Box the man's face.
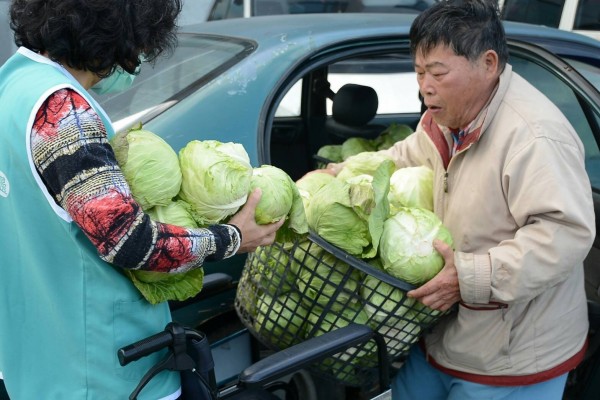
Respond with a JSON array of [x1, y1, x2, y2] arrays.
[[415, 45, 497, 130]]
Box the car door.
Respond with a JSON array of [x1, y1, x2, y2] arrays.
[[500, 40, 600, 302]]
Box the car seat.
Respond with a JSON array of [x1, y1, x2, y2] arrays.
[[325, 83, 386, 141]]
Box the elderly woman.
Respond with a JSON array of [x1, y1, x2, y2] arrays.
[[0, 1, 282, 398]]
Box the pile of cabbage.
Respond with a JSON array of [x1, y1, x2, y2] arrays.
[[243, 144, 454, 378], [110, 124, 307, 304], [316, 123, 413, 164]]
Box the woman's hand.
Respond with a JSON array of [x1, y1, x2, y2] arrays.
[[228, 188, 286, 253]]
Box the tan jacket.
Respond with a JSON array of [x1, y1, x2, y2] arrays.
[[383, 64, 595, 382]]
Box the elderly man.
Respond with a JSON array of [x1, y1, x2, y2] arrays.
[[325, 0, 595, 398]]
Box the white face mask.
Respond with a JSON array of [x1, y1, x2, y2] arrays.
[[91, 66, 138, 95]]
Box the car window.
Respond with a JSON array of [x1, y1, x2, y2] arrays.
[[93, 34, 254, 132], [276, 53, 422, 117], [501, 0, 565, 27], [574, 0, 600, 31], [209, 0, 245, 20], [510, 53, 600, 188], [208, 0, 436, 20]]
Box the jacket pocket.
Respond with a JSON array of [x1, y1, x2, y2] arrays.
[[441, 303, 512, 372], [113, 298, 172, 381]]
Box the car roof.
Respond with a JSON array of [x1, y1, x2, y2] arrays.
[[179, 13, 600, 63]]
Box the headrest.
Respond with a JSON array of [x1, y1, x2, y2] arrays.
[[332, 84, 379, 127]]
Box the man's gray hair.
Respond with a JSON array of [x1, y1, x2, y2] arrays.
[[410, 0, 509, 69]]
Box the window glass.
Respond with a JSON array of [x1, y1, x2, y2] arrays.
[[276, 80, 302, 117], [510, 53, 600, 188], [209, 0, 437, 19], [209, 0, 244, 20], [327, 55, 421, 115], [574, 0, 600, 31], [93, 35, 253, 130], [502, 0, 565, 27]]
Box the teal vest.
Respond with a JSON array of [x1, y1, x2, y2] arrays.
[[0, 49, 180, 399]]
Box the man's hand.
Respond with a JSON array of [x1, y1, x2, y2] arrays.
[[228, 188, 285, 253], [407, 239, 461, 311]]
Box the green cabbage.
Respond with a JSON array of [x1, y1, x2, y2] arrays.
[[336, 151, 395, 182], [295, 172, 335, 211], [306, 160, 394, 258], [178, 140, 253, 225], [373, 123, 413, 150], [361, 274, 416, 324], [388, 166, 434, 213], [147, 199, 197, 228], [340, 137, 376, 160], [250, 165, 295, 224], [249, 165, 308, 244], [127, 198, 204, 304], [124, 268, 205, 305], [376, 318, 422, 356], [252, 244, 298, 296], [306, 304, 376, 379], [255, 291, 307, 348], [379, 207, 453, 285], [316, 144, 343, 163], [294, 242, 361, 312], [110, 124, 182, 210]]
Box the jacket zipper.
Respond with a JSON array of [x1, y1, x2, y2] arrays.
[[444, 171, 449, 193]]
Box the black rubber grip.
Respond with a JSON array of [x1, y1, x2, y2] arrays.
[[118, 330, 173, 366]]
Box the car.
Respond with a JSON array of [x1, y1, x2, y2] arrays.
[[91, 13, 600, 398], [206, 0, 437, 21], [500, 0, 600, 40]]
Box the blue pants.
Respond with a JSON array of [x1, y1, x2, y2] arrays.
[[391, 346, 568, 400]]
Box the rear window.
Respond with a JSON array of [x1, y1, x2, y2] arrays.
[[92, 34, 254, 131], [574, 0, 600, 31], [501, 0, 565, 27]]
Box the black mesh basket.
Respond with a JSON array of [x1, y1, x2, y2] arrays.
[[313, 154, 333, 170], [235, 232, 445, 387]]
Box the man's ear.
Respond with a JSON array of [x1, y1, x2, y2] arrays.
[[484, 50, 500, 75]]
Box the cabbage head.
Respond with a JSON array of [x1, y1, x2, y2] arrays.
[[295, 172, 335, 211], [379, 207, 453, 285], [388, 166, 434, 213], [255, 291, 307, 348], [294, 243, 361, 312], [248, 165, 308, 243], [373, 123, 413, 150], [125, 268, 204, 305], [127, 198, 203, 304], [250, 165, 297, 224], [178, 140, 253, 225], [377, 318, 422, 356], [340, 137, 376, 160], [252, 244, 297, 296], [317, 144, 343, 163], [307, 160, 394, 258], [336, 151, 395, 182], [110, 124, 182, 210], [147, 199, 197, 228], [361, 274, 415, 324], [307, 304, 376, 377], [306, 177, 370, 256]]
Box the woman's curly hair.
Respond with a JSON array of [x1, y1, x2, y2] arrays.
[[10, 0, 182, 77]]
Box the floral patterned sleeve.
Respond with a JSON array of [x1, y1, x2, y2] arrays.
[[30, 88, 240, 273]]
